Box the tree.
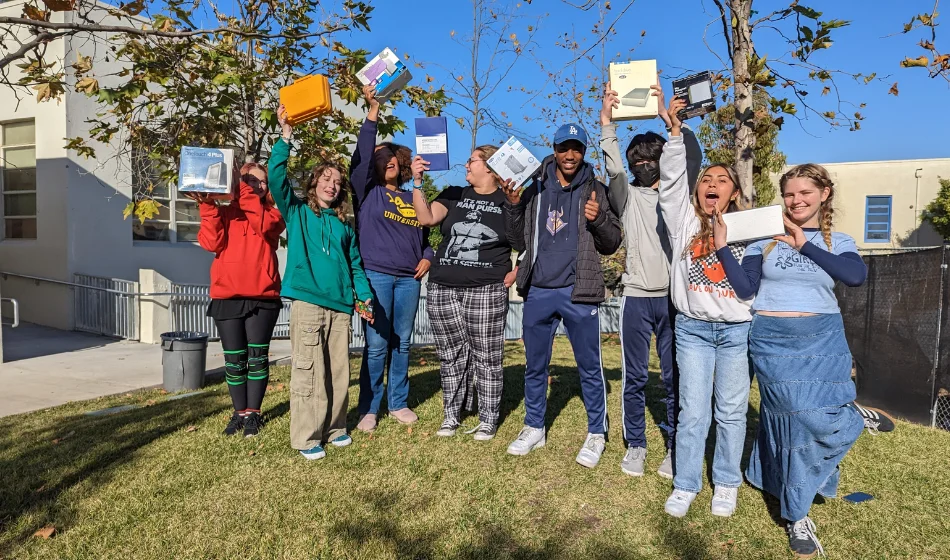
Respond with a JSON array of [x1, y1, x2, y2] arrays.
[[922, 178, 950, 240], [709, 1, 876, 206], [899, 1, 949, 82], [1, 0, 446, 221], [698, 88, 785, 205]]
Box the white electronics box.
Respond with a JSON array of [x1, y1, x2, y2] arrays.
[[487, 136, 541, 188], [608, 60, 658, 121], [178, 146, 235, 195], [722, 205, 785, 244], [357, 47, 412, 99]]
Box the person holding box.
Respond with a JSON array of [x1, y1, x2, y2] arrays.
[[410, 146, 518, 441], [270, 105, 374, 461], [193, 162, 285, 438], [712, 164, 867, 559], [600, 78, 703, 479], [658, 97, 753, 519], [502, 123, 622, 468], [349, 85, 434, 433]]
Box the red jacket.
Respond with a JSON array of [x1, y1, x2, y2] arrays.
[[198, 183, 286, 300]]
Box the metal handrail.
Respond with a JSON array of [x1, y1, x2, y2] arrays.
[[0, 271, 178, 297], [1, 298, 19, 328]]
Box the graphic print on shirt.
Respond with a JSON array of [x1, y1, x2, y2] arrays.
[[546, 205, 566, 236], [440, 198, 502, 268], [687, 238, 746, 298], [383, 191, 421, 227], [771, 236, 823, 273]]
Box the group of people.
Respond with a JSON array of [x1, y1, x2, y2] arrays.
[[192, 78, 881, 559]]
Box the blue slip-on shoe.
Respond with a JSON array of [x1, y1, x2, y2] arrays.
[[330, 434, 352, 448], [300, 445, 326, 460]]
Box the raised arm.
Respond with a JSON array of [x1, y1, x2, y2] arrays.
[[348, 85, 381, 204], [683, 125, 703, 196], [800, 242, 868, 287], [600, 83, 629, 216], [657, 97, 694, 241], [267, 106, 303, 217], [502, 178, 533, 253], [410, 156, 449, 227]]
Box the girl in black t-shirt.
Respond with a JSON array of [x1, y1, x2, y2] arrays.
[[411, 145, 517, 441]]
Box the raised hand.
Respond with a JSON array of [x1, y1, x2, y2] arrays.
[[186, 192, 214, 205], [411, 155, 429, 185], [500, 178, 523, 205], [362, 84, 380, 108], [277, 104, 293, 140], [667, 96, 687, 134], [600, 81, 620, 125], [413, 258, 431, 280], [713, 209, 728, 250], [652, 71, 672, 129], [584, 190, 601, 222], [774, 214, 808, 251]]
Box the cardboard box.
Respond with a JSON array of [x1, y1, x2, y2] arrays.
[[608, 60, 658, 121], [415, 117, 449, 172], [178, 146, 235, 195], [672, 71, 716, 120], [722, 205, 785, 244], [357, 47, 412, 99], [487, 136, 541, 188]]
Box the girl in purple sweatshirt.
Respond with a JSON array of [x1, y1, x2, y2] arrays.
[[349, 84, 434, 432]]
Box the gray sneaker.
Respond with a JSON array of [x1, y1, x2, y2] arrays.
[[575, 433, 606, 468], [435, 421, 459, 437], [657, 449, 674, 480], [620, 446, 646, 476], [507, 426, 546, 455]]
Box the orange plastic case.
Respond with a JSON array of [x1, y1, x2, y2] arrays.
[[279, 75, 333, 126]]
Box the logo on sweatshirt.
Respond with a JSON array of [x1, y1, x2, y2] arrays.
[[686, 238, 746, 299], [546, 205, 565, 236], [383, 191, 421, 227]]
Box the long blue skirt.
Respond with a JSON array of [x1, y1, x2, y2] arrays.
[[745, 313, 864, 522]]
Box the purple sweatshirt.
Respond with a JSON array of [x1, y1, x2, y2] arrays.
[[349, 118, 434, 277]]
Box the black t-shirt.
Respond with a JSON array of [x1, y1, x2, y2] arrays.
[[428, 186, 513, 288]]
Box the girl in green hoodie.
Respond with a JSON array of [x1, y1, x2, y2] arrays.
[[269, 105, 374, 461]]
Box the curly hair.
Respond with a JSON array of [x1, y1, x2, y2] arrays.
[[306, 163, 351, 222], [375, 142, 414, 186], [685, 164, 743, 259]]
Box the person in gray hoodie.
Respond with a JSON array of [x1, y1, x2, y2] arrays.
[[600, 80, 702, 479]]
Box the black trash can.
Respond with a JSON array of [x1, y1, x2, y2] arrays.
[[160, 331, 209, 392]]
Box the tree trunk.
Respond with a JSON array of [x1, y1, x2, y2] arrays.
[[731, 0, 755, 207]]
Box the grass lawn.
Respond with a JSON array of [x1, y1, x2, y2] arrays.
[[2, 335, 949, 559]]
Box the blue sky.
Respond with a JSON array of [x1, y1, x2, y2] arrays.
[[343, 0, 946, 186]]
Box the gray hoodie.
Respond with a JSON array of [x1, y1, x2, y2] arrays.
[[600, 123, 702, 297]]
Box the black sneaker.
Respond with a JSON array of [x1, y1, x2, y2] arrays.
[[243, 413, 262, 438], [787, 517, 824, 559], [465, 422, 497, 441], [223, 413, 245, 436], [854, 403, 895, 434]]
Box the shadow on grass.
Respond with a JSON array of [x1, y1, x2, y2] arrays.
[[0, 391, 226, 555]]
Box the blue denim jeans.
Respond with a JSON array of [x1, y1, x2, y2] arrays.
[[357, 270, 421, 414], [673, 313, 751, 493]]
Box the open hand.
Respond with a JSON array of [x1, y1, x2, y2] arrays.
[[277, 104, 293, 140], [774, 214, 808, 251], [584, 191, 601, 222], [411, 155, 429, 184], [186, 192, 214, 205], [414, 258, 431, 280], [601, 81, 619, 125], [713, 209, 728, 250], [504, 267, 518, 288], [500, 178, 523, 205]]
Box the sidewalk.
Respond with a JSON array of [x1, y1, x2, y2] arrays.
[[0, 323, 291, 418]]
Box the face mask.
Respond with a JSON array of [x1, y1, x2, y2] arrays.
[[632, 161, 660, 187]]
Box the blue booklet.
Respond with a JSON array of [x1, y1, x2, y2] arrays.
[[415, 117, 449, 172]]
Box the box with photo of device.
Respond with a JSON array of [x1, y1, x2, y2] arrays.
[[487, 136, 541, 188], [608, 60, 659, 121], [357, 47, 412, 100], [177, 146, 235, 195], [672, 71, 717, 120]]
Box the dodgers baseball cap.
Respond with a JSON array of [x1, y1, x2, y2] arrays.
[[553, 123, 588, 147]]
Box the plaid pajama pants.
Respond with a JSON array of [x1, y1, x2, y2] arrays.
[[427, 281, 509, 426]]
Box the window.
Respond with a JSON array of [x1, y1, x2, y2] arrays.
[[131, 152, 201, 243], [865, 195, 892, 243], [1, 120, 37, 239]]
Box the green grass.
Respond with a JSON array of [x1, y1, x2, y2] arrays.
[[2, 336, 949, 559]]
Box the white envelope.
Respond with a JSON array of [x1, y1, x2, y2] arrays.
[[722, 205, 785, 243]]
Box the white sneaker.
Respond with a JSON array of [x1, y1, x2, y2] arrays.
[[506, 426, 546, 456], [664, 489, 698, 518], [711, 486, 738, 517], [575, 433, 606, 468]]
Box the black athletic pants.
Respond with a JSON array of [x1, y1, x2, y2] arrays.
[[214, 307, 281, 412]]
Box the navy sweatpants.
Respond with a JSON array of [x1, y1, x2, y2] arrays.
[[620, 295, 678, 449], [522, 286, 608, 434]]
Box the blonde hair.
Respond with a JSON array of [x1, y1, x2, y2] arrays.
[[684, 164, 742, 259], [763, 163, 835, 258], [307, 163, 351, 222], [473, 144, 502, 185]]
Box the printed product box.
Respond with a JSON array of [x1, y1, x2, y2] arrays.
[[178, 146, 235, 195], [487, 136, 541, 188], [722, 205, 785, 243], [357, 47, 412, 99], [608, 60, 658, 121], [415, 117, 449, 171], [672, 71, 717, 120]]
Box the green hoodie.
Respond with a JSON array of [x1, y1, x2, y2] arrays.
[[267, 138, 372, 314]]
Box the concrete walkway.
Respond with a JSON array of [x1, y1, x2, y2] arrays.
[[0, 323, 291, 418]]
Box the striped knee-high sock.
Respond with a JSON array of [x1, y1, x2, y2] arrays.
[[223, 348, 249, 412], [246, 343, 270, 412]]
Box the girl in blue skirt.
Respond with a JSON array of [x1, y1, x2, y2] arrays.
[[714, 163, 867, 559]]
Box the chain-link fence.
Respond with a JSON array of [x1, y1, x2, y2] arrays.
[[836, 245, 950, 431]]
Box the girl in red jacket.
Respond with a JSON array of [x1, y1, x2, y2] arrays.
[[192, 162, 286, 437]]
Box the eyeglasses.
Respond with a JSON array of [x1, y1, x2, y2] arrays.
[[466, 157, 486, 166]]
